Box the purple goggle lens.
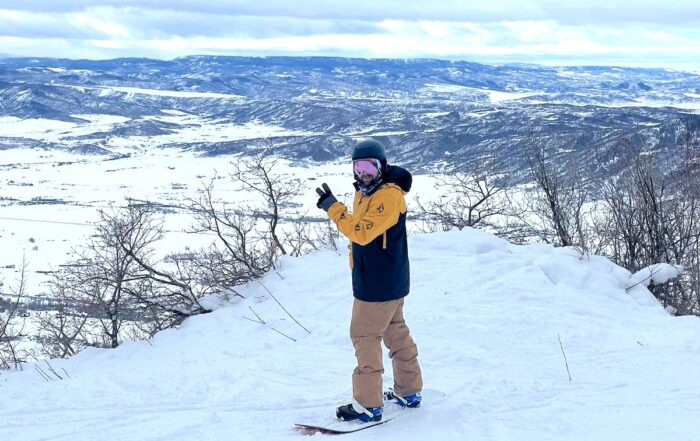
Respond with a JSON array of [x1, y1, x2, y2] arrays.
[[354, 159, 380, 178]]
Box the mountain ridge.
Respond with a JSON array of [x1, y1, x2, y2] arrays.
[[1, 55, 699, 180]]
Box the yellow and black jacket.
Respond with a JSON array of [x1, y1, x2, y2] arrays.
[[327, 166, 412, 302]]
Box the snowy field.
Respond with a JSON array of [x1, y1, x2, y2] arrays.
[[0, 228, 699, 441]]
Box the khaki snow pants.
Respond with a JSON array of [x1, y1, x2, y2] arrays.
[[350, 298, 423, 408]]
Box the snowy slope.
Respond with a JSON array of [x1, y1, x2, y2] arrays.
[[1, 228, 699, 441]]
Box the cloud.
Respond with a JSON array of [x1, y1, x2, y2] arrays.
[[3, 0, 700, 24], [120, 11, 385, 39], [0, 1, 699, 71], [0, 8, 386, 40]]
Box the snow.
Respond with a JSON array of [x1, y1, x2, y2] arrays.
[[352, 130, 411, 137], [0, 149, 333, 293], [53, 83, 246, 100], [0, 114, 130, 140], [0, 111, 318, 148], [628, 263, 684, 288], [46, 68, 95, 75], [420, 82, 700, 110], [129, 119, 318, 146], [423, 111, 451, 118], [422, 83, 539, 104], [1, 228, 699, 441], [484, 90, 540, 104], [0, 117, 77, 139], [615, 98, 700, 111], [424, 83, 473, 93], [103, 86, 245, 100]]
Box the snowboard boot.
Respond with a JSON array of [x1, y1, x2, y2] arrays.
[[336, 403, 383, 422], [384, 390, 422, 408]]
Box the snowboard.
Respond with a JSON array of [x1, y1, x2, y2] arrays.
[[294, 389, 444, 435], [295, 418, 392, 435]]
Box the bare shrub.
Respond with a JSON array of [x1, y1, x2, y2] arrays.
[[283, 214, 339, 257], [45, 205, 159, 348], [0, 259, 29, 369], [230, 153, 304, 256], [599, 135, 700, 314], [415, 172, 508, 232], [519, 141, 590, 248], [189, 178, 276, 291], [187, 151, 332, 289], [33, 280, 90, 359], [44, 203, 214, 352]]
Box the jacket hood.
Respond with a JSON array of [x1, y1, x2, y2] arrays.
[[383, 165, 412, 193]]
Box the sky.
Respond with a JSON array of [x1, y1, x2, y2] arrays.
[[1, 0, 700, 71]]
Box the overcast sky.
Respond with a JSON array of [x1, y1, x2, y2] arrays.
[[1, 1, 699, 71]]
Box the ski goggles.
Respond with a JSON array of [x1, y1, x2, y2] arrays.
[[353, 158, 381, 179]]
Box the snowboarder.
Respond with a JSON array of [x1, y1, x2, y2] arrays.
[[315, 138, 423, 423]]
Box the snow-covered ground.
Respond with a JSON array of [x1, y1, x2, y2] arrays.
[[421, 83, 540, 104], [1, 228, 699, 441], [0, 112, 320, 148], [56, 83, 247, 100], [420, 83, 700, 110]]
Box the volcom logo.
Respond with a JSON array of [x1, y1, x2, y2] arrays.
[[377, 203, 384, 213]]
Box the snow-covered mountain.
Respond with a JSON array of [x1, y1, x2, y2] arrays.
[[1, 56, 700, 180], [1, 228, 699, 441]]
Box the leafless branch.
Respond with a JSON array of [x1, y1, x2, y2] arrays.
[[260, 282, 311, 335]]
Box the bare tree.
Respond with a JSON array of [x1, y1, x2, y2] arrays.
[[123, 253, 214, 325], [598, 135, 700, 314], [689, 239, 700, 314], [283, 213, 339, 257], [230, 153, 303, 256], [187, 150, 310, 292], [0, 259, 29, 369], [33, 278, 90, 359], [47, 206, 158, 348], [112, 204, 215, 330], [189, 179, 274, 291], [518, 141, 590, 249], [45, 202, 211, 349], [415, 172, 508, 231]]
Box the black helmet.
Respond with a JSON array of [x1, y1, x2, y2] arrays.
[[352, 139, 386, 161]]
